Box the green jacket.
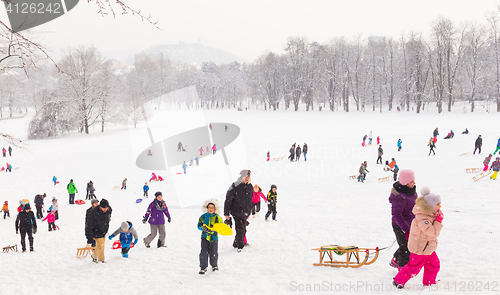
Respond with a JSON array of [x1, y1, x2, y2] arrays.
[[67, 182, 78, 194]]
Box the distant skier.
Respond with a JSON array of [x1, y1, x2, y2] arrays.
[[428, 138, 436, 156], [473, 135, 482, 155], [295, 145, 301, 161], [397, 139, 403, 152]]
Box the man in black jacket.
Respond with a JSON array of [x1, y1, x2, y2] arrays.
[[15, 204, 37, 252], [85, 199, 100, 247], [86, 199, 112, 262], [34, 193, 46, 219], [224, 169, 253, 252], [474, 135, 482, 155]]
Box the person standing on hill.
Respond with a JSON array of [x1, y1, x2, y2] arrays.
[[428, 138, 436, 156], [473, 135, 482, 155], [85, 199, 99, 247], [295, 145, 301, 161], [142, 192, 171, 248], [303, 143, 308, 161], [34, 193, 46, 219], [389, 169, 417, 270], [15, 204, 37, 252], [377, 145, 384, 164], [87, 199, 112, 263], [224, 169, 253, 252], [67, 179, 78, 205], [433, 128, 439, 138]]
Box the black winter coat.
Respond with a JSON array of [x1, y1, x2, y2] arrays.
[[34, 195, 44, 207], [224, 182, 253, 219], [303, 144, 308, 153], [86, 206, 112, 239], [296, 147, 301, 155], [15, 210, 37, 232], [475, 137, 482, 147]]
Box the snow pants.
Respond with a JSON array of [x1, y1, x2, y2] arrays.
[[265, 203, 277, 220], [494, 146, 500, 154], [199, 238, 218, 269], [484, 164, 489, 171], [20, 228, 34, 251], [251, 201, 261, 215], [3, 211, 9, 219], [394, 252, 440, 286], [36, 205, 43, 219], [48, 222, 56, 231], [492, 171, 499, 180], [473, 146, 481, 154], [69, 193, 75, 204], [392, 222, 410, 268], [232, 216, 247, 249], [121, 242, 131, 258], [144, 224, 166, 247]]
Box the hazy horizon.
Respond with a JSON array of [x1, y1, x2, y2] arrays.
[[1, 0, 499, 62]]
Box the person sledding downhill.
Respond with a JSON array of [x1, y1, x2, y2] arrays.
[[265, 185, 278, 221], [108, 221, 138, 258], [490, 157, 500, 180], [198, 199, 223, 274]]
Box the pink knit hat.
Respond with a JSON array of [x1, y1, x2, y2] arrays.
[[399, 169, 415, 185]]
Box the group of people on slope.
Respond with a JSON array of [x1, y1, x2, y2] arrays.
[[288, 142, 308, 162]]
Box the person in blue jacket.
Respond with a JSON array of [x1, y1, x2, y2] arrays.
[[494, 137, 500, 155], [52, 176, 57, 186], [397, 139, 403, 151], [108, 221, 138, 258], [182, 161, 188, 174], [197, 199, 223, 274], [143, 182, 149, 198]]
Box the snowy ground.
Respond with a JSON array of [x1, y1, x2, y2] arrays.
[[1, 105, 499, 295]]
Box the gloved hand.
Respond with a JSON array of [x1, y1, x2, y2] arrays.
[[245, 220, 250, 226], [202, 225, 208, 232], [108, 234, 114, 240], [435, 210, 444, 223], [142, 216, 148, 224], [16, 231, 18, 234], [34, 228, 37, 234], [168, 218, 171, 223], [133, 238, 138, 246], [404, 231, 410, 240], [224, 217, 232, 229]]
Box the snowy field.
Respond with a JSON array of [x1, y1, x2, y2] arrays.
[[1, 105, 499, 295]]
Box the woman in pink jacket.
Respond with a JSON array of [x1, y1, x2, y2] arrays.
[[393, 187, 443, 289]]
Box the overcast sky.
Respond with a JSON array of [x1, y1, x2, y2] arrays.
[[1, 0, 499, 62]]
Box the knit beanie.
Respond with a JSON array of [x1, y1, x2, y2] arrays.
[[420, 187, 441, 209], [399, 169, 415, 185], [100, 199, 109, 208], [120, 221, 129, 231]]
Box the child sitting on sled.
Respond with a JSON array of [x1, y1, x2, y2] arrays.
[[197, 199, 223, 274], [108, 221, 138, 258], [393, 187, 443, 289]]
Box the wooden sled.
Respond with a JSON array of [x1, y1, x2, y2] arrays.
[[465, 168, 481, 173], [473, 170, 492, 182], [312, 245, 379, 268], [378, 176, 392, 182], [349, 175, 357, 180], [3, 244, 17, 253], [76, 245, 95, 258], [272, 156, 285, 161], [459, 152, 471, 156]]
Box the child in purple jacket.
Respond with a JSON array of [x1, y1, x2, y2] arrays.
[[142, 191, 171, 248]]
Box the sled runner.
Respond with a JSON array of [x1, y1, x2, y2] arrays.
[[76, 245, 95, 258], [3, 244, 17, 253], [472, 170, 492, 182], [75, 199, 86, 205], [311, 245, 379, 268], [465, 168, 481, 173], [111, 240, 135, 250], [207, 223, 233, 236], [459, 152, 471, 156], [378, 176, 392, 182], [349, 175, 357, 180]]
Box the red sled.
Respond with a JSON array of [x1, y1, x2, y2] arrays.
[[75, 199, 86, 205], [56, 181, 60, 184], [112, 240, 135, 249]]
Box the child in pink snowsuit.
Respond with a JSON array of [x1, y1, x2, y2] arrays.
[[483, 154, 493, 171], [393, 187, 443, 288], [42, 210, 57, 231], [149, 173, 157, 182]]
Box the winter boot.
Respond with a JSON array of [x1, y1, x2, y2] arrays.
[[393, 280, 403, 289], [199, 268, 207, 275], [212, 266, 219, 271], [389, 257, 399, 269]]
